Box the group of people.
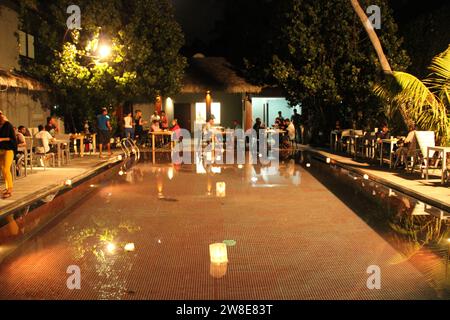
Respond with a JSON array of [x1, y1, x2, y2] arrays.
[[122, 109, 182, 147], [252, 109, 302, 149], [0, 112, 60, 199]]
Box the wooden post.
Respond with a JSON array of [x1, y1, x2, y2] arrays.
[[206, 91, 212, 120]]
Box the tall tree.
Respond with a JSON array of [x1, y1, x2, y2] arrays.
[[19, 0, 186, 132]]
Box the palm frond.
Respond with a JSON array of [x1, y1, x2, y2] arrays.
[[424, 45, 450, 101]]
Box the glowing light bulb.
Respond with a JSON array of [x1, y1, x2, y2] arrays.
[[65, 179, 72, 186], [124, 243, 135, 252], [117, 155, 123, 161], [306, 163, 311, 168], [363, 174, 369, 180], [326, 158, 331, 164]]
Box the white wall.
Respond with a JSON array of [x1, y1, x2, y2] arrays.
[[252, 97, 301, 127], [0, 90, 49, 128]]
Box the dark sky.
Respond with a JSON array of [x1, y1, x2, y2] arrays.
[[171, 0, 225, 46]]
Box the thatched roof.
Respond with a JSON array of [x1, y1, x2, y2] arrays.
[[181, 56, 262, 94], [0, 69, 47, 92]]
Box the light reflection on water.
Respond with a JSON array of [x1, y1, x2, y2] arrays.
[[294, 151, 450, 298]]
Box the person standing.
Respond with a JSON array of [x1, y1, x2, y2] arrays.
[[150, 111, 160, 124], [291, 109, 302, 144], [0, 111, 17, 198], [124, 111, 134, 140], [134, 110, 146, 145], [97, 107, 112, 158]]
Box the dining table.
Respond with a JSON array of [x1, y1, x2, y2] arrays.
[[50, 139, 70, 167], [71, 133, 97, 157], [150, 130, 174, 152], [379, 137, 403, 168]]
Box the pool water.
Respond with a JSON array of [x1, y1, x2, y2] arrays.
[[0, 151, 448, 300]]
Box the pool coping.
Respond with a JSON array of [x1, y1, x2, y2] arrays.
[[302, 145, 450, 213]]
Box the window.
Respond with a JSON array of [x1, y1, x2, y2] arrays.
[[195, 102, 221, 124], [18, 31, 35, 59]]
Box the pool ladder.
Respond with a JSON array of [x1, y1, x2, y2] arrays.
[[120, 138, 141, 160]]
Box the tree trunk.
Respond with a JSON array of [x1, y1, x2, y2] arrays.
[[350, 0, 411, 127]]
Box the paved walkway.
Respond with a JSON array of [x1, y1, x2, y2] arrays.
[[0, 152, 122, 216], [301, 145, 450, 212]]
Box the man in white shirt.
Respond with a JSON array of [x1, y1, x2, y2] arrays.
[[34, 125, 55, 155], [150, 111, 160, 124]]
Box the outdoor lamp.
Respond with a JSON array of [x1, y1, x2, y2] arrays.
[[65, 179, 72, 186], [216, 182, 226, 197], [326, 158, 331, 164], [306, 163, 311, 168], [209, 243, 228, 264], [363, 174, 369, 180], [98, 44, 111, 59]]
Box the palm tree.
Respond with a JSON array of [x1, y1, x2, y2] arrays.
[[374, 46, 450, 144], [350, 0, 412, 126]]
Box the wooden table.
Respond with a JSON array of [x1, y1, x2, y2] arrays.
[[71, 133, 97, 157], [151, 131, 174, 152], [379, 138, 399, 168], [425, 146, 450, 184]]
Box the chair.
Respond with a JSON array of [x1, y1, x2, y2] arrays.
[[24, 136, 33, 175], [33, 137, 55, 170], [414, 131, 436, 174], [55, 134, 72, 164], [338, 129, 352, 153]]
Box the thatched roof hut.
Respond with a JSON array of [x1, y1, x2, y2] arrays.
[[181, 56, 262, 94]]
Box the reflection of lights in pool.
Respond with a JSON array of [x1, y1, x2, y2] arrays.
[[167, 167, 174, 180], [326, 158, 331, 164], [106, 242, 116, 253], [211, 167, 221, 174], [124, 243, 135, 252], [157, 239, 162, 244], [65, 179, 72, 186], [363, 174, 369, 180], [216, 182, 226, 197], [251, 177, 258, 183], [306, 163, 311, 168], [238, 165, 243, 169], [90, 184, 95, 188]]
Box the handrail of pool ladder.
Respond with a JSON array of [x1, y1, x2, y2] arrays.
[[121, 138, 140, 160], [120, 138, 131, 157]]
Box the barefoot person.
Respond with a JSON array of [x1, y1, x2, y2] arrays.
[[0, 111, 17, 198], [97, 107, 112, 158]]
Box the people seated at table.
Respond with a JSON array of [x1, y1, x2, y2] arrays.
[[170, 119, 182, 142], [232, 120, 241, 130], [151, 120, 161, 132], [34, 125, 55, 162], [45, 116, 59, 137], [393, 123, 417, 169], [15, 126, 27, 152], [376, 123, 390, 142]]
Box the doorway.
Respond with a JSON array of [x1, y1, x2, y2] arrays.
[[174, 103, 192, 132]]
